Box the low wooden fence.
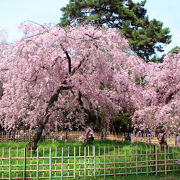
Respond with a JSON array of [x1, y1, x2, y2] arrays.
[[0, 144, 179, 179], [0, 130, 178, 146]]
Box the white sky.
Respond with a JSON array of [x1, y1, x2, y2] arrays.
[[0, 0, 179, 55], [0, 0, 69, 41]]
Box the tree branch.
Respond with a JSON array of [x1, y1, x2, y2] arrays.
[[165, 89, 180, 104], [46, 82, 70, 112], [71, 56, 86, 76], [61, 45, 71, 74]]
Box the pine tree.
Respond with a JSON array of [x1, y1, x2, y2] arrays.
[[168, 46, 180, 55], [60, 0, 171, 61]]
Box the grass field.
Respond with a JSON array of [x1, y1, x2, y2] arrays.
[[77, 172, 180, 180], [0, 140, 179, 179]]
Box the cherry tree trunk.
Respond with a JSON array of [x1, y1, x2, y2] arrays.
[[26, 85, 69, 152], [159, 134, 168, 152], [26, 126, 44, 153], [65, 130, 69, 141], [26, 115, 50, 152], [83, 129, 94, 146]]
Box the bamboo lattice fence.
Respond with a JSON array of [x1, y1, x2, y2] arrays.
[[0, 144, 179, 179]]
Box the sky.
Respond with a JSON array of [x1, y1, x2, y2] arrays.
[[0, 0, 179, 55]]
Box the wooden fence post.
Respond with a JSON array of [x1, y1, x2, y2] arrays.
[[104, 146, 106, 178], [16, 147, 18, 178], [55, 147, 57, 178], [2, 148, 4, 179], [164, 145, 167, 175], [176, 146, 177, 171], [154, 145, 158, 175], [114, 146, 115, 177], [74, 147, 76, 178], [84, 146, 86, 177], [125, 145, 127, 175], [146, 144, 148, 175], [79, 146, 81, 177], [153, 145, 156, 173], [68, 147, 70, 177], [49, 147, 52, 180], [37, 148, 39, 179], [87, 146, 89, 176], [61, 147, 63, 180], [172, 146, 175, 171], [9, 148, 11, 180], [136, 144, 137, 175], [93, 146, 95, 177], [23, 147, 26, 180], [118, 145, 120, 175]]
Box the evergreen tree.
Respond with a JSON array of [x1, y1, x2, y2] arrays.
[[60, 0, 171, 61], [168, 46, 180, 55]]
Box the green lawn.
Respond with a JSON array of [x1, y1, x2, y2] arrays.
[[0, 140, 179, 179], [76, 172, 180, 180]]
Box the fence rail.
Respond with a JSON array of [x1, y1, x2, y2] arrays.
[[0, 144, 180, 179]]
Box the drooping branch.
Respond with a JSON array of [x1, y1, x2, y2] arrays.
[[31, 83, 71, 150], [165, 89, 180, 104], [84, 33, 101, 40], [61, 45, 72, 74], [30, 52, 89, 149], [0, 81, 3, 99], [46, 83, 70, 112], [65, 50, 72, 74], [71, 56, 87, 76], [78, 91, 89, 115], [61, 43, 89, 76], [78, 91, 99, 127]]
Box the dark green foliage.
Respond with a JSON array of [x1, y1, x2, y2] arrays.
[[84, 109, 102, 131], [60, 0, 171, 61], [110, 113, 132, 134], [150, 54, 166, 63], [168, 46, 180, 56]]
